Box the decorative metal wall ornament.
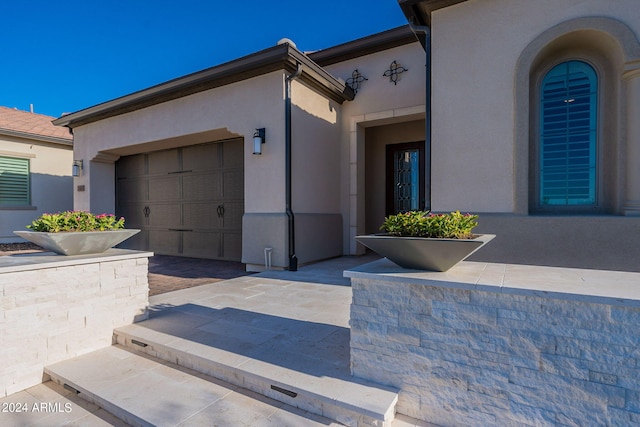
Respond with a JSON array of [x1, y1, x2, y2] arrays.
[[346, 69, 368, 94], [383, 60, 408, 85]]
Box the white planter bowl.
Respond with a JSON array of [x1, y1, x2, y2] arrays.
[[14, 229, 141, 256], [355, 233, 495, 271]]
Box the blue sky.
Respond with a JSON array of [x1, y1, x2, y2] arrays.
[[2, 1, 408, 119]]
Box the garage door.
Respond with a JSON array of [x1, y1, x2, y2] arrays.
[[116, 139, 243, 261]]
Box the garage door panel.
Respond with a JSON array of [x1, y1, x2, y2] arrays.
[[183, 231, 221, 259], [116, 140, 243, 261], [221, 201, 243, 230], [149, 176, 181, 201], [149, 149, 180, 174], [182, 173, 221, 201], [149, 230, 181, 255], [183, 143, 220, 171], [222, 170, 243, 199], [118, 204, 146, 228], [117, 154, 146, 178], [222, 232, 242, 260], [148, 204, 181, 228], [118, 179, 148, 203], [223, 140, 243, 168], [183, 203, 220, 229]]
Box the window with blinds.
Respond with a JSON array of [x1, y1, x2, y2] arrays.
[[0, 156, 30, 206], [540, 60, 597, 206]]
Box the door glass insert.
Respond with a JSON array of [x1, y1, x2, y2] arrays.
[[394, 149, 420, 212], [386, 142, 424, 215]]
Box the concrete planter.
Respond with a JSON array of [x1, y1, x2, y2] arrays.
[[14, 229, 141, 256], [355, 233, 495, 271]]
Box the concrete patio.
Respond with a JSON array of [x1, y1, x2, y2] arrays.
[[0, 254, 432, 426]]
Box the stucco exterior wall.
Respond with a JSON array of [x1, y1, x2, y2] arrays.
[[289, 79, 343, 264], [321, 42, 427, 255], [70, 72, 296, 268], [430, 0, 640, 213], [72, 72, 286, 216], [0, 138, 72, 242]]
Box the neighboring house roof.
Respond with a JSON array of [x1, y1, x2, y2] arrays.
[[0, 106, 72, 146], [53, 43, 355, 129]]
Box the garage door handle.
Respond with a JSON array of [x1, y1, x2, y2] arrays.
[[143, 206, 151, 217], [217, 204, 225, 218]]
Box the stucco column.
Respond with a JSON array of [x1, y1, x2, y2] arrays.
[[623, 61, 640, 216]]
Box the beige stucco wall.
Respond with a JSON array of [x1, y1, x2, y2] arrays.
[[289, 79, 344, 265], [321, 41, 427, 254], [70, 69, 353, 269], [72, 72, 286, 215], [0, 137, 72, 242], [427, 0, 640, 272], [430, 0, 640, 213], [71, 72, 292, 267]]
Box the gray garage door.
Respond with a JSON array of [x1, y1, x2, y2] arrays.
[[116, 139, 243, 261]]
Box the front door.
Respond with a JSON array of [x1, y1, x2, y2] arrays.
[[385, 141, 425, 215]]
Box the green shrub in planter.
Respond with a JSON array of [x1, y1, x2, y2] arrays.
[[27, 211, 125, 232], [380, 210, 479, 239]]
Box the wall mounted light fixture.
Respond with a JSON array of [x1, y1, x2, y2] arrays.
[[72, 159, 83, 177], [253, 128, 266, 155]]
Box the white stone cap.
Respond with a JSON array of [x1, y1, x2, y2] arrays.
[[0, 248, 154, 274], [345, 259, 640, 308]]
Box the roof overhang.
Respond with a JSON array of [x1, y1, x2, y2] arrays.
[[53, 43, 354, 129], [0, 128, 73, 147], [308, 25, 418, 67], [398, 0, 468, 46]]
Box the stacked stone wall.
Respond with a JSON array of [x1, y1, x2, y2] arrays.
[[0, 251, 150, 397], [350, 267, 640, 426]]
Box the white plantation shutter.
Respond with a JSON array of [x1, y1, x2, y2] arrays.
[[0, 156, 30, 206]]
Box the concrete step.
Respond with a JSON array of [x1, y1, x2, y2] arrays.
[[114, 322, 399, 426], [44, 345, 344, 427]]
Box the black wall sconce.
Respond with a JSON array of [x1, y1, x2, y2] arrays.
[[72, 159, 83, 177], [253, 128, 266, 155]]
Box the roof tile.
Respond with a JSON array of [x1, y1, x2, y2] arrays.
[[0, 106, 72, 141]]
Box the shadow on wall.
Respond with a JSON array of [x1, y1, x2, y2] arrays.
[[470, 213, 640, 272], [0, 173, 73, 242]]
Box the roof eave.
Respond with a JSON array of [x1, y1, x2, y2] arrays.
[[54, 44, 353, 129], [0, 128, 73, 146], [398, 0, 469, 46], [307, 25, 418, 67]]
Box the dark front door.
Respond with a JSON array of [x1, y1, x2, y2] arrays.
[[386, 141, 425, 215]]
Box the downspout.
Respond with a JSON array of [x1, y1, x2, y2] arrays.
[[409, 23, 432, 211], [286, 62, 303, 271]]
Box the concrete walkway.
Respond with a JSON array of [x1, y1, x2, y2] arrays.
[[0, 254, 432, 426]]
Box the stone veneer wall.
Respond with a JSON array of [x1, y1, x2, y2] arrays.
[[0, 250, 151, 397], [346, 260, 640, 426]]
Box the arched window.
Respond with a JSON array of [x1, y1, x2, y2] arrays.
[[539, 60, 597, 207]]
